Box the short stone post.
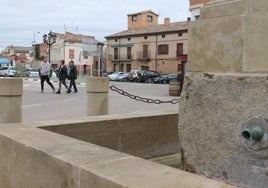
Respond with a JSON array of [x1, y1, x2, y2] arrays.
[[86, 77, 109, 116], [0, 78, 23, 123]]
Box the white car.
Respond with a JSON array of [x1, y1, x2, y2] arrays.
[[23, 68, 39, 77], [108, 72, 124, 81], [128, 70, 139, 82], [0, 66, 16, 77]]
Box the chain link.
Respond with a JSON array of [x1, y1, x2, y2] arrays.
[[109, 85, 180, 104]]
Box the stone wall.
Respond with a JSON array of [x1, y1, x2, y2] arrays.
[[179, 73, 268, 188], [37, 111, 180, 159], [188, 0, 268, 73], [0, 111, 236, 188]]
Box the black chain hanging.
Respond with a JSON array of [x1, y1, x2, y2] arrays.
[[109, 85, 180, 104]]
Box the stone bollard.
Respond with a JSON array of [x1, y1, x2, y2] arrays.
[[0, 78, 23, 123], [86, 77, 109, 116]]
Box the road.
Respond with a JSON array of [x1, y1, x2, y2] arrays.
[[22, 79, 180, 123]]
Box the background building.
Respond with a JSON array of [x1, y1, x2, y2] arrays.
[[40, 32, 104, 76], [189, 0, 211, 20], [1, 45, 33, 67], [105, 10, 188, 75]]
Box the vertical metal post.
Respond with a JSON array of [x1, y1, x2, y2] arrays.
[[48, 44, 51, 63]]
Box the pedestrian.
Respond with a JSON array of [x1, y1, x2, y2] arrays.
[[68, 60, 78, 93], [56, 60, 71, 94], [40, 56, 55, 93]]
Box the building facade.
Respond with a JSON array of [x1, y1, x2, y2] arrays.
[[1, 45, 33, 66], [188, 0, 268, 73], [189, 0, 211, 20], [105, 10, 188, 75], [42, 32, 104, 76]]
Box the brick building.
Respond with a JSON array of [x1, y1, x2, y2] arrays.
[[1, 45, 33, 66], [105, 10, 188, 75]]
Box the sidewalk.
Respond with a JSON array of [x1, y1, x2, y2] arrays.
[[51, 75, 87, 85], [24, 76, 87, 85]]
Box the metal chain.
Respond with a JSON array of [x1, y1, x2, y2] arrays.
[[109, 85, 180, 104]]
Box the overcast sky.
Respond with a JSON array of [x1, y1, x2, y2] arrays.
[[0, 0, 190, 51]]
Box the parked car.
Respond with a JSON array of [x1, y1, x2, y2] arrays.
[[53, 68, 60, 78], [0, 66, 16, 77], [102, 71, 113, 77], [154, 74, 180, 84], [153, 74, 169, 84], [137, 70, 160, 83], [115, 72, 130, 82], [128, 70, 139, 82], [22, 68, 40, 77], [108, 72, 125, 81]]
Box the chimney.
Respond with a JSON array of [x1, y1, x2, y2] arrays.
[[164, 17, 170, 25]]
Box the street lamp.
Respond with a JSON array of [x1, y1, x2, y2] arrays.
[[43, 31, 57, 63], [32, 31, 40, 67]]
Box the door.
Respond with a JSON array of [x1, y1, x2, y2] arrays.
[[126, 64, 131, 72]]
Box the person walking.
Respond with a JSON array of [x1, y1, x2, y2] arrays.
[[56, 60, 70, 94], [68, 60, 78, 93], [40, 56, 55, 93]]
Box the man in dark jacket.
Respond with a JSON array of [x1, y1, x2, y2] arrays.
[[68, 60, 78, 93], [56, 60, 70, 94]]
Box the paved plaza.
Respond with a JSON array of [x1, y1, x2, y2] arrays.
[[22, 78, 180, 122]]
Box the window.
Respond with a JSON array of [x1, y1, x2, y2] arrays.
[[178, 64, 182, 72], [128, 38, 131, 41], [120, 64, 124, 71], [158, 44, 169, 55], [162, 34, 165, 38], [177, 43, 184, 56], [178, 33, 183, 37], [144, 36, 148, 39], [132, 15, 137, 21], [147, 15, 153, 22], [115, 39, 118, 42], [127, 47, 132, 59], [69, 49, 74, 59], [114, 48, 118, 60], [143, 44, 149, 58]]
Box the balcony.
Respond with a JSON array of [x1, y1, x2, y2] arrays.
[[111, 54, 133, 62], [137, 51, 151, 62]]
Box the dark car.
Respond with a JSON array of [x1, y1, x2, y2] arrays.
[[137, 70, 160, 83], [153, 74, 180, 84], [168, 74, 179, 82], [153, 74, 169, 84]]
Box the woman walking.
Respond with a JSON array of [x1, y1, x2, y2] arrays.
[[68, 60, 78, 93], [56, 60, 70, 94]]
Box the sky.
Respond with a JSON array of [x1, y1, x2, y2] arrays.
[[0, 0, 190, 52]]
